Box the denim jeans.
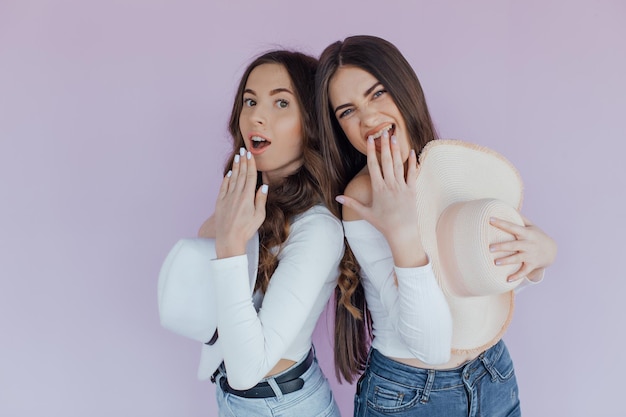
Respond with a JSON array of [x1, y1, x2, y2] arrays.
[[354, 339, 521, 417], [214, 352, 340, 417]]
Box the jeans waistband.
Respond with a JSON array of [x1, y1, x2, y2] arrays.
[[213, 348, 315, 399], [367, 339, 507, 391]]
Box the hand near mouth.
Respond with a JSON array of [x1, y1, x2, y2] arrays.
[[337, 130, 427, 268], [214, 147, 269, 259]]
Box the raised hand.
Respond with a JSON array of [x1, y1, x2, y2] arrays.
[[214, 147, 268, 259], [337, 130, 426, 268], [489, 215, 557, 282]]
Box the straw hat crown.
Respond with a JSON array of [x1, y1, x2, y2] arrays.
[[416, 139, 524, 353]]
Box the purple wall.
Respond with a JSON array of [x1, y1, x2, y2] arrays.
[[1, 1, 624, 416]]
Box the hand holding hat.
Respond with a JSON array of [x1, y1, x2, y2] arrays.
[[489, 215, 557, 283]]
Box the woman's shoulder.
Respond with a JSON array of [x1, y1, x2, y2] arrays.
[[292, 204, 342, 230], [285, 204, 344, 255], [344, 168, 372, 201], [343, 168, 372, 221]]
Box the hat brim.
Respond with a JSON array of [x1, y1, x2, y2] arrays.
[[158, 234, 259, 343], [416, 140, 524, 353], [446, 292, 514, 352]]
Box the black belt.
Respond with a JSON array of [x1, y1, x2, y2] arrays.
[[213, 348, 314, 398]]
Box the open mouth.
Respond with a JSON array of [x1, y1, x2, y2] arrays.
[[251, 135, 271, 150], [368, 124, 396, 142]]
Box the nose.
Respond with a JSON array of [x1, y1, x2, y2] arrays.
[[360, 103, 379, 128], [249, 105, 267, 126]]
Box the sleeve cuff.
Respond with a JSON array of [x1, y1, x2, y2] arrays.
[[210, 254, 252, 296], [394, 258, 434, 290]]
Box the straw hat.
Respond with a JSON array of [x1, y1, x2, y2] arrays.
[[416, 139, 525, 353]]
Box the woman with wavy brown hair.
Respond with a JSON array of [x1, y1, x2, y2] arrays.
[[162, 49, 342, 416], [316, 35, 557, 417]]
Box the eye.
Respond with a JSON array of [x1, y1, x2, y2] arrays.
[[276, 99, 289, 109], [338, 108, 354, 119], [372, 88, 387, 99], [243, 98, 256, 107]]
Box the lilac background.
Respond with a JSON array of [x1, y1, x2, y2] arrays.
[[1, 1, 624, 416]]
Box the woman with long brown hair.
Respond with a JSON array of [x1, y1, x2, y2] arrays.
[[161, 49, 342, 416], [316, 35, 557, 417]]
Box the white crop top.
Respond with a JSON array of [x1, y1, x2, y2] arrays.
[[343, 219, 453, 365], [207, 205, 343, 389]]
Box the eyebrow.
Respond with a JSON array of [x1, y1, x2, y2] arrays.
[[333, 82, 382, 114], [244, 87, 294, 96]]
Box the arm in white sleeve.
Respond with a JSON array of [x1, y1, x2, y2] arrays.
[[212, 209, 343, 389], [514, 267, 545, 294], [345, 220, 452, 364], [388, 265, 452, 364]]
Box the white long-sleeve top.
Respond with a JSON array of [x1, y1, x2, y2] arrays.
[[207, 205, 343, 390], [343, 219, 453, 365]]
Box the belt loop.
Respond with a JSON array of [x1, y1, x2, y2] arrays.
[[480, 353, 498, 382], [210, 363, 225, 384], [419, 369, 436, 404], [266, 377, 284, 401]]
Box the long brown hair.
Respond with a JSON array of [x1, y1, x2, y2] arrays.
[[226, 50, 332, 293], [316, 35, 440, 383]]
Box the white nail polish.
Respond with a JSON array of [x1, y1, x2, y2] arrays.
[[234, 154, 240, 163], [239, 147, 245, 156], [247, 151, 251, 160], [261, 184, 268, 194], [226, 170, 232, 177]]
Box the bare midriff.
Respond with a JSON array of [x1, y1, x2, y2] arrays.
[[264, 358, 297, 378], [391, 350, 481, 370]]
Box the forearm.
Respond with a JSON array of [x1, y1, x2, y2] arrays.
[[388, 263, 452, 364], [386, 233, 428, 268]]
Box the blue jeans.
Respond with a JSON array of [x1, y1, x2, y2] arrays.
[[354, 339, 521, 417], [214, 352, 340, 417]]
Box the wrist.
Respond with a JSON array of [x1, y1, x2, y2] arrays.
[[387, 235, 428, 268], [215, 239, 246, 259]]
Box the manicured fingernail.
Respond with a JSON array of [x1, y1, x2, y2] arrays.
[[383, 129, 389, 139], [368, 136, 374, 143], [234, 154, 240, 163], [495, 259, 502, 265], [410, 149, 416, 157], [261, 184, 268, 194], [489, 217, 495, 224], [247, 151, 251, 160], [489, 245, 495, 252], [391, 135, 397, 144], [226, 170, 232, 177], [335, 196, 345, 204], [239, 147, 245, 156]]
